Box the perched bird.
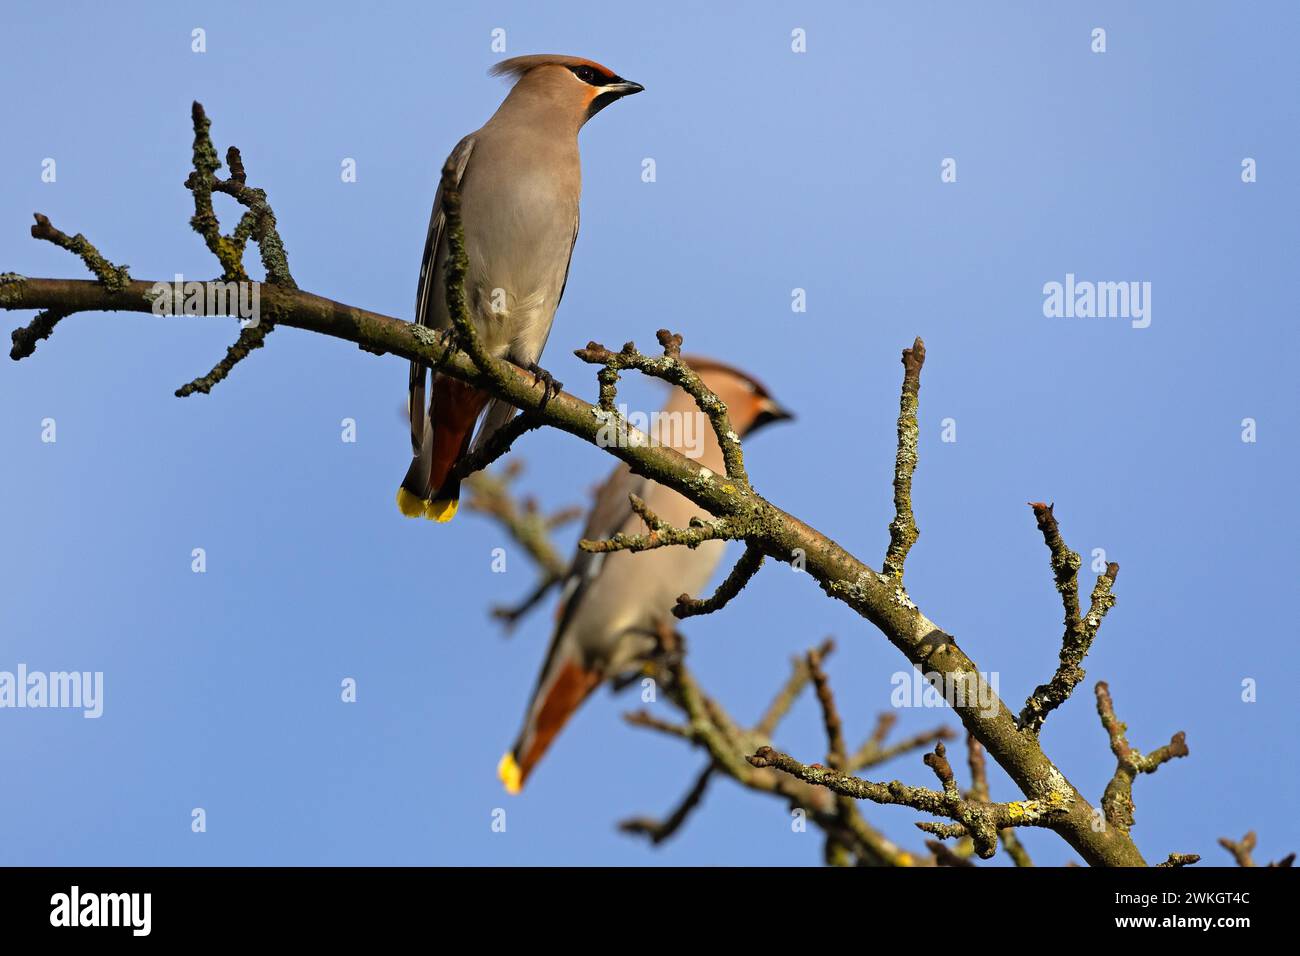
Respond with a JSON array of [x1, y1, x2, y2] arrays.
[[498, 359, 793, 793], [400, 54, 645, 522]]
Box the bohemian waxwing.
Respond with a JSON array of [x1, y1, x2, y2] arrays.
[[399, 54, 644, 522], [498, 359, 794, 793]]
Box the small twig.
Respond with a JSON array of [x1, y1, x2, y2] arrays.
[[1157, 853, 1201, 868], [749, 742, 1069, 859], [618, 763, 713, 845], [882, 337, 924, 581], [579, 494, 738, 554], [177, 102, 293, 396], [673, 546, 764, 619], [1019, 502, 1119, 733], [622, 709, 696, 743], [575, 332, 748, 482], [10, 308, 69, 360], [1095, 681, 1189, 834], [1218, 831, 1258, 867], [927, 840, 976, 867], [211, 146, 295, 288], [806, 645, 848, 769], [753, 639, 834, 739], [30, 213, 130, 292], [1215, 831, 1295, 868], [966, 734, 1034, 866], [450, 412, 545, 484], [848, 722, 954, 772], [174, 324, 271, 396]]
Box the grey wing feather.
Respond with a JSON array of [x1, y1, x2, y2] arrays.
[[409, 135, 476, 454]]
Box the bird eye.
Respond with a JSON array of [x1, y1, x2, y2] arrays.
[[572, 66, 599, 84]]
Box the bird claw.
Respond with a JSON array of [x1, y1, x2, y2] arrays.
[[434, 327, 460, 367], [526, 362, 563, 408]]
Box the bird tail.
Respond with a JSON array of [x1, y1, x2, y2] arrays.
[[499, 647, 602, 794], [398, 373, 489, 522]]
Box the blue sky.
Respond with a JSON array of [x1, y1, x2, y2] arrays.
[[1, 1, 1296, 866]]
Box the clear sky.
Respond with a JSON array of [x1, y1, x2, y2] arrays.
[[1, 1, 1296, 866]]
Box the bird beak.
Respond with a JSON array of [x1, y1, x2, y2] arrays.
[[752, 401, 794, 432], [609, 79, 645, 97], [587, 79, 645, 119]]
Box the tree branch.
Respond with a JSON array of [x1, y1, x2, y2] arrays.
[[1094, 681, 1189, 835], [2, 100, 1172, 866], [673, 546, 764, 619], [1019, 502, 1119, 734], [882, 337, 923, 581]]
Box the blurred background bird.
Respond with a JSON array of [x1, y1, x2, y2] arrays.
[[400, 54, 644, 522], [498, 359, 793, 793]]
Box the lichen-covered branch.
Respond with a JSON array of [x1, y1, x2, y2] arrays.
[[3, 100, 1178, 866], [175, 102, 298, 396], [579, 494, 739, 555], [966, 735, 1034, 866], [9, 307, 69, 361], [30, 213, 131, 292], [1019, 502, 1119, 734], [673, 545, 764, 619], [882, 337, 924, 581], [1094, 681, 1189, 835], [576, 331, 748, 482], [749, 741, 1070, 859]]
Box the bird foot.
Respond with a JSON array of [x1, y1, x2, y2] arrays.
[[526, 362, 563, 408], [433, 327, 461, 367]]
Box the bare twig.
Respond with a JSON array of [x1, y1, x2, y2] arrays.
[[673, 546, 764, 619], [618, 763, 713, 845], [576, 332, 748, 482], [1019, 502, 1119, 734], [1095, 681, 1189, 834], [10, 308, 68, 360], [749, 741, 1070, 859], [579, 494, 738, 554], [175, 102, 297, 396], [30, 213, 130, 292], [754, 638, 835, 738], [882, 337, 924, 581]]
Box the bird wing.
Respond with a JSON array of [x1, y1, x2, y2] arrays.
[[550, 462, 650, 643], [468, 205, 579, 457], [408, 135, 476, 454]]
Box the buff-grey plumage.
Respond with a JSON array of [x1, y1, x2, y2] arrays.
[[400, 55, 643, 522], [501, 362, 793, 792]]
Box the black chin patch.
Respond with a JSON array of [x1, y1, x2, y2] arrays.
[[587, 90, 622, 119]]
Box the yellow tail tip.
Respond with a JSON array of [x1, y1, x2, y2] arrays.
[[498, 752, 523, 795], [425, 497, 458, 523], [396, 486, 429, 518]]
